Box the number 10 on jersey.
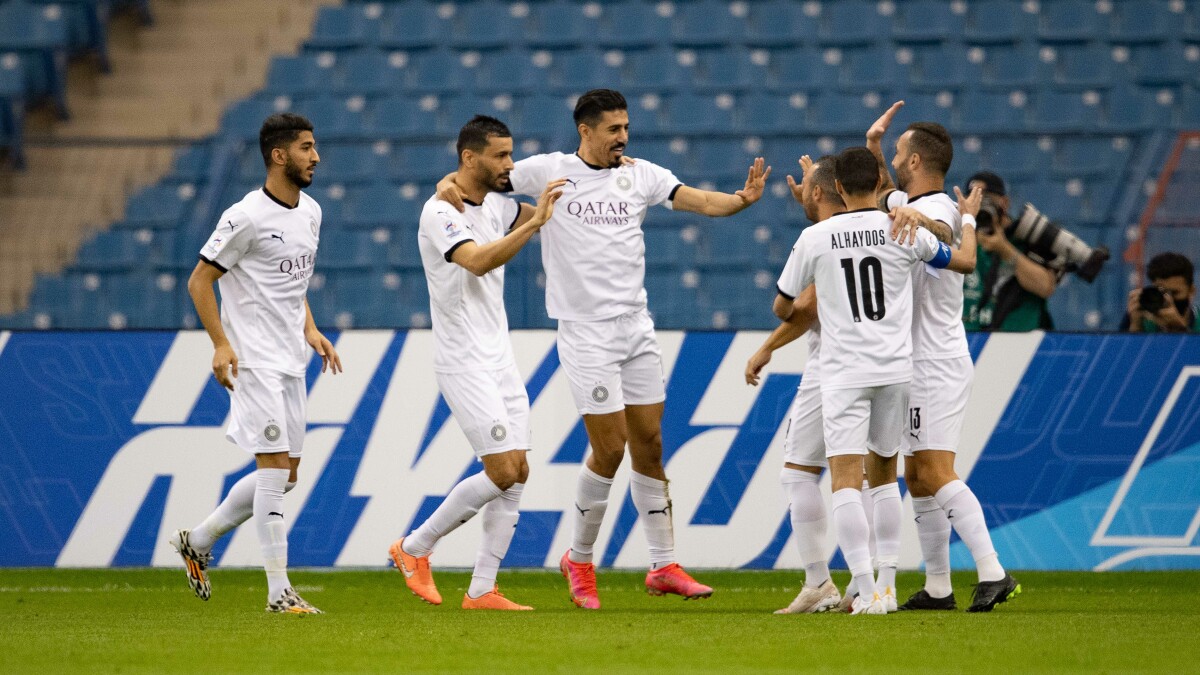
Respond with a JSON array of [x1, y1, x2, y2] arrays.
[[839, 256, 886, 322]]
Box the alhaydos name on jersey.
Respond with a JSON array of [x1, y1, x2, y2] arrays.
[[831, 229, 889, 249], [279, 252, 316, 281], [566, 200, 631, 226]]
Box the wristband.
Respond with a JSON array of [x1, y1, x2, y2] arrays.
[[961, 214, 976, 228]]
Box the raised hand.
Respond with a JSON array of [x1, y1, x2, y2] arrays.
[[955, 185, 983, 218], [867, 100, 905, 146], [735, 157, 773, 205], [529, 178, 568, 228]]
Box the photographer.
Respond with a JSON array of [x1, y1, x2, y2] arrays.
[[1121, 252, 1198, 333], [962, 172, 1061, 332]]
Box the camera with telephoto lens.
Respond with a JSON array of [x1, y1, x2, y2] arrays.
[[975, 199, 1110, 283], [1139, 285, 1168, 314]]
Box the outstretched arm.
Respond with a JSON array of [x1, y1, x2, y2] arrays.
[[867, 100, 903, 199], [748, 286, 817, 386], [450, 180, 566, 276], [672, 158, 772, 217]]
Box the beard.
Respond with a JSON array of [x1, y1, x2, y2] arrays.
[[285, 158, 312, 188], [895, 165, 910, 192]]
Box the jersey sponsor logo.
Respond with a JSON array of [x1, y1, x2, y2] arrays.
[[278, 253, 316, 282], [264, 424, 281, 442], [490, 424, 507, 443], [566, 201, 632, 226]]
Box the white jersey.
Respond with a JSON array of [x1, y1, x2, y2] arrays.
[[777, 208, 951, 391], [887, 190, 970, 361], [507, 152, 682, 321], [418, 192, 521, 374], [802, 323, 822, 389], [199, 187, 321, 377]]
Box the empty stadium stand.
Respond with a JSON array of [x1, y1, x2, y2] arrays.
[[3, 0, 1199, 331]]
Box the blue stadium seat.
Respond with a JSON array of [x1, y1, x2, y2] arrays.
[[956, 91, 1027, 133], [265, 55, 337, 96], [306, 5, 374, 50], [475, 49, 547, 94], [388, 140, 453, 181], [1110, 0, 1174, 43], [0, 0, 70, 116], [409, 50, 477, 93], [368, 93, 442, 137], [515, 93, 576, 141], [73, 231, 144, 272], [910, 43, 978, 91], [685, 138, 756, 180], [665, 92, 736, 134], [1130, 44, 1196, 87], [630, 138, 675, 166], [698, 224, 772, 270], [376, 2, 447, 50], [525, 1, 598, 48], [220, 95, 287, 140], [893, 0, 966, 43], [550, 49, 623, 93], [745, 0, 820, 47], [1103, 85, 1173, 131], [167, 145, 210, 184], [819, 0, 887, 46], [1038, 0, 1104, 42], [596, 1, 671, 48], [642, 228, 696, 269], [451, 1, 523, 50], [698, 270, 776, 329], [644, 271, 703, 329], [335, 50, 407, 94], [1053, 137, 1133, 177], [315, 230, 388, 269], [0, 54, 26, 168], [690, 47, 769, 92], [623, 48, 685, 93], [841, 45, 904, 91], [897, 92, 954, 129], [1054, 44, 1115, 89], [1017, 180, 1084, 224], [772, 47, 839, 92], [979, 137, 1047, 181], [124, 185, 193, 228], [734, 92, 803, 134], [981, 45, 1046, 89], [671, 0, 745, 47], [291, 95, 365, 139], [808, 92, 882, 134], [441, 94, 517, 133], [1179, 87, 1200, 128], [626, 91, 669, 133], [313, 143, 379, 185], [341, 183, 413, 229], [964, 0, 1032, 44], [27, 0, 109, 69], [387, 230, 424, 270], [1030, 90, 1103, 132]]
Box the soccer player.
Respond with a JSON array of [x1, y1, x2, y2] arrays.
[[170, 113, 341, 614], [745, 155, 846, 614], [773, 146, 965, 615], [866, 107, 1021, 613], [438, 89, 770, 609], [388, 116, 565, 611]]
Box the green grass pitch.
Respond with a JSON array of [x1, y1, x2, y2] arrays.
[[3, 568, 1198, 673]]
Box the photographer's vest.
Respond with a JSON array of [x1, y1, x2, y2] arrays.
[[962, 243, 1054, 332], [1139, 307, 1200, 332]]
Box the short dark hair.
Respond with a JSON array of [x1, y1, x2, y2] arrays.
[[259, 113, 314, 167], [811, 154, 845, 207], [1148, 252, 1195, 286], [966, 170, 1006, 197], [834, 147, 880, 196], [906, 122, 953, 176], [455, 115, 512, 163], [573, 89, 627, 126]]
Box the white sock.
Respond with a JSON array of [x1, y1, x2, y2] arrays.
[[569, 466, 614, 564], [469, 483, 523, 599], [869, 482, 902, 594], [631, 472, 675, 570], [190, 476, 296, 552], [913, 495, 953, 598], [405, 472, 503, 558], [254, 468, 291, 601], [832, 488, 875, 599], [781, 468, 830, 588], [936, 480, 1005, 582], [860, 479, 876, 562]]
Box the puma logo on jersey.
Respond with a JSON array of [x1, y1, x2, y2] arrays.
[[575, 503, 590, 516], [564, 178, 579, 189], [909, 432, 920, 440], [648, 502, 672, 517], [271, 233, 285, 244], [227, 220, 238, 231], [268, 511, 284, 519]]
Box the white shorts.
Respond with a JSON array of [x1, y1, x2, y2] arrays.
[[436, 364, 531, 458], [821, 382, 910, 459], [556, 308, 666, 415], [226, 367, 306, 457], [782, 385, 826, 468], [904, 356, 974, 455]]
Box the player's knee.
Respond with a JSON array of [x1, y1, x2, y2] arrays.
[[487, 464, 521, 491]]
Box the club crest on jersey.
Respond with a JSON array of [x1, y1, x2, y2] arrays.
[[592, 386, 609, 403], [490, 424, 507, 442], [309, 217, 318, 237], [615, 175, 632, 191], [264, 424, 281, 442], [209, 236, 224, 251], [444, 220, 461, 237]]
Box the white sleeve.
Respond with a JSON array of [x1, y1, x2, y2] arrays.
[[639, 160, 684, 209], [886, 190, 909, 210], [508, 156, 548, 197], [199, 208, 254, 272], [921, 200, 961, 240], [494, 195, 521, 233], [777, 234, 813, 299], [421, 205, 475, 263]]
